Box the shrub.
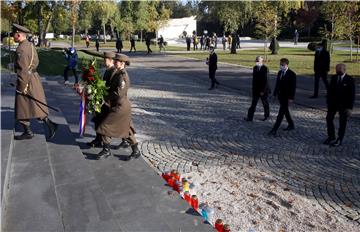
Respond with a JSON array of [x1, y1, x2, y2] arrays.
[[74, 35, 81, 42], [269, 37, 279, 54]]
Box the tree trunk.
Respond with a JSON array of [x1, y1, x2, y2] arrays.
[[110, 23, 114, 41], [231, 32, 237, 54], [140, 30, 143, 43], [357, 36, 359, 62], [350, 38, 353, 61], [264, 36, 268, 62], [103, 23, 106, 44], [72, 24, 75, 47], [85, 28, 88, 35], [37, 2, 43, 47]]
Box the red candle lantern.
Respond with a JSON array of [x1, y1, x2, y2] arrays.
[[223, 224, 230, 232], [184, 191, 191, 204], [215, 219, 224, 232], [191, 195, 199, 210]]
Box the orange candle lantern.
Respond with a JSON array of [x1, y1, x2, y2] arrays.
[[223, 224, 230, 232], [215, 219, 224, 232], [191, 195, 199, 210]]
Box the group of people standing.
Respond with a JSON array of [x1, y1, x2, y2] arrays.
[[207, 43, 355, 147]]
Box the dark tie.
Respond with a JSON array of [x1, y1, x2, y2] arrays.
[[280, 71, 285, 79]]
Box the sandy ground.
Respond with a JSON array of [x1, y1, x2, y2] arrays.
[[179, 165, 359, 232]]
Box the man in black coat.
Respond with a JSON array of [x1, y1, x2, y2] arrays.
[[310, 43, 330, 98], [324, 64, 355, 147], [269, 58, 296, 136], [245, 56, 270, 121], [145, 36, 152, 54], [206, 44, 219, 90], [116, 38, 123, 53]]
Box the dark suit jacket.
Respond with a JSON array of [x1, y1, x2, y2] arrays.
[[273, 68, 296, 100], [252, 65, 270, 95], [314, 49, 330, 73], [208, 52, 217, 71], [327, 74, 355, 110]]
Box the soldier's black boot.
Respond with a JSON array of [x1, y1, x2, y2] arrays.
[[86, 135, 102, 148], [14, 125, 34, 140], [98, 144, 112, 158], [43, 117, 58, 139], [115, 139, 130, 150], [130, 143, 141, 159]]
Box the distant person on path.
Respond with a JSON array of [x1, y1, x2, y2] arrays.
[[206, 44, 219, 90], [236, 34, 241, 49], [205, 36, 211, 50], [116, 38, 123, 53], [130, 37, 136, 52], [244, 56, 270, 122], [95, 36, 100, 51], [158, 35, 165, 52], [228, 35, 232, 50], [145, 36, 152, 54], [63, 47, 79, 84], [200, 35, 204, 50], [193, 35, 198, 50], [87, 52, 116, 148], [324, 64, 355, 147], [96, 54, 140, 160], [310, 42, 330, 98], [85, 34, 90, 48], [186, 36, 191, 51], [294, 29, 299, 45], [213, 33, 218, 49], [268, 58, 296, 136], [11, 23, 58, 140], [222, 35, 227, 50]]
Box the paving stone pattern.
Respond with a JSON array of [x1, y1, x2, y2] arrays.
[[125, 56, 360, 225]]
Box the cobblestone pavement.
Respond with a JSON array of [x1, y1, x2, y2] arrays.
[[126, 57, 360, 225]]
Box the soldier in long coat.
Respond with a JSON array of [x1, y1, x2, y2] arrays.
[[12, 24, 57, 140], [87, 51, 116, 147], [96, 54, 140, 160]]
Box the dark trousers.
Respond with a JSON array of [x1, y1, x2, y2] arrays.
[[247, 94, 270, 120], [146, 44, 152, 54], [96, 45, 99, 51], [64, 66, 78, 83], [187, 43, 190, 51], [326, 107, 349, 141], [209, 69, 219, 88], [130, 46, 136, 52], [313, 71, 329, 97], [117, 48, 122, 53], [272, 98, 294, 131]]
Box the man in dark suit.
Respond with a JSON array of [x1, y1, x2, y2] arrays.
[[310, 42, 330, 98], [206, 44, 219, 90], [324, 64, 355, 147], [245, 56, 270, 121], [269, 58, 296, 136]]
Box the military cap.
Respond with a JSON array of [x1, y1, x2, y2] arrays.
[[12, 23, 31, 34], [113, 53, 129, 62], [103, 51, 115, 59]]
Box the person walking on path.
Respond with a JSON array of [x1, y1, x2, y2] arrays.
[[87, 52, 116, 148], [158, 35, 165, 52], [244, 56, 270, 122], [116, 38, 123, 53], [130, 36, 136, 52], [200, 35, 204, 50], [95, 36, 100, 52], [268, 58, 296, 136], [222, 35, 227, 50], [145, 36, 152, 54], [206, 44, 220, 90], [96, 54, 140, 160], [213, 33, 218, 49], [310, 42, 330, 98], [186, 36, 191, 51], [63, 47, 79, 85], [294, 29, 299, 45], [12, 23, 58, 140], [324, 64, 355, 147], [193, 35, 198, 50], [85, 34, 90, 48]]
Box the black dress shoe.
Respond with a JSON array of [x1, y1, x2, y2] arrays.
[[261, 116, 269, 121], [86, 139, 102, 148], [115, 140, 130, 150], [323, 137, 335, 145], [330, 139, 342, 147], [130, 143, 141, 159], [283, 125, 295, 131], [244, 117, 252, 122], [14, 131, 34, 140], [268, 130, 277, 136]]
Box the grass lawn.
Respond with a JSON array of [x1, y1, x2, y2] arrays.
[[172, 48, 360, 78]]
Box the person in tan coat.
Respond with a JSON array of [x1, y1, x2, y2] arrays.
[[87, 51, 116, 148], [96, 54, 140, 160], [12, 24, 57, 140]]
